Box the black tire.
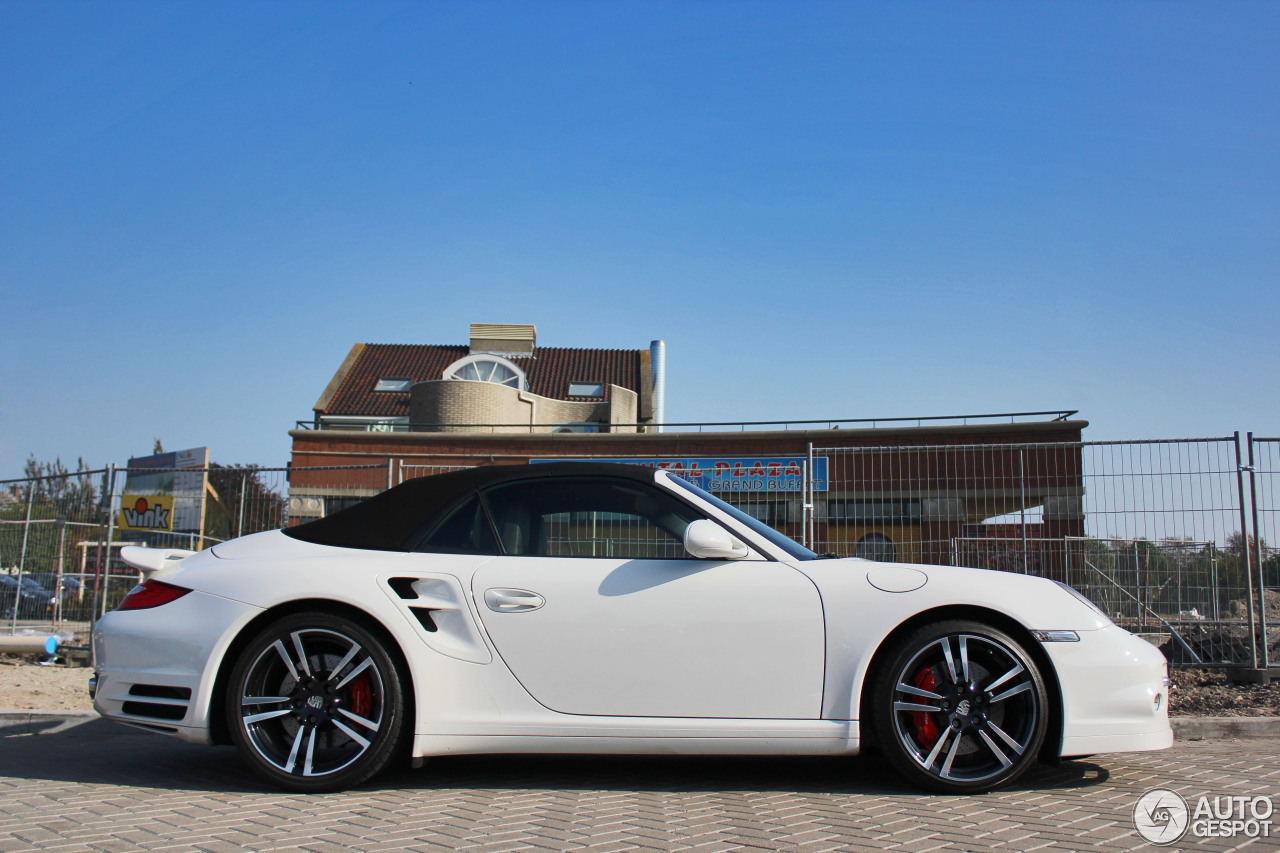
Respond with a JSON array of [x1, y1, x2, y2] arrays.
[[870, 619, 1048, 794], [225, 611, 409, 793]]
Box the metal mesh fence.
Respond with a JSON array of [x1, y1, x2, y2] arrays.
[[0, 465, 385, 640], [4, 438, 1276, 669], [811, 438, 1269, 667], [1248, 436, 1279, 668], [1, 467, 112, 643], [396, 462, 476, 485]]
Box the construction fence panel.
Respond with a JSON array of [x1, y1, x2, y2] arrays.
[[812, 438, 1262, 667], [1248, 436, 1279, 669], [396, 461, 478, 485], [0, 465, 389, 641], [1, 467, 112, 642], [5, 441, 1276, 670]]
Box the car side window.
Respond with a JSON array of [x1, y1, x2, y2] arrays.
[[415, 494, 501, 555], [479, 477, 701, 559]]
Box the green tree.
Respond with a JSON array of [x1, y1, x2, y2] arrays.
[[13, 455, 102, 522]]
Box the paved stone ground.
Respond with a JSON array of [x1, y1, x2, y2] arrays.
[[0, 722, 1277, 853]]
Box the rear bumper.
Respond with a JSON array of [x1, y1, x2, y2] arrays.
[[91, 590, 262, 744]]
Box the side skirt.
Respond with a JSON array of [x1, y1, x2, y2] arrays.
[[414, 720, 859, 758]]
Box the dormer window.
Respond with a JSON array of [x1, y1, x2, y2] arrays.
[[443, 354, 528, 391], [568, 382, 604, 398], [374, 378, 412, 392]]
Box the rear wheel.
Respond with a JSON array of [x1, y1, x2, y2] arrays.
[[225, 611, 409, 792], [871, 620, 1048, 793]]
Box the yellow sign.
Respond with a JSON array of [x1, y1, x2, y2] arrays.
[[118, 495, 175, 531]]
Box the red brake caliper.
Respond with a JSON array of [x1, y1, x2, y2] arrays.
[[349, 673, 373, 720], [909, 666, 941, 749]]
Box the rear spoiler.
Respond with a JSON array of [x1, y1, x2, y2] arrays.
[[119, 546, 196, 578]]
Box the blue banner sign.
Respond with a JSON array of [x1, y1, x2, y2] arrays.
[[536, 457, 827, 492]]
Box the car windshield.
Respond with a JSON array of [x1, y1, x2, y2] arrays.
[[663, 473, 817, 561]]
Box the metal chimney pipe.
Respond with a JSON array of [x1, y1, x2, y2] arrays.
[[649, 340, 666, 433]]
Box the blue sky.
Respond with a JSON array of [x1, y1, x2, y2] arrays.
[[2, 1, 1277, 479]]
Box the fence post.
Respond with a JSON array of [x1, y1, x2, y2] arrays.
[[1234, 432, 1259, 670], [1134, 540, 1142, 632], [8, 480, 35, 634], [99, 465, 117, 622], [89, 465, 115, 633], [1211, 543, 1220, 626], [237, 471, 248, 539], [805, 443, 815, 550], [54, 517, 66, 629], [1247, 433, 1270, 669], [1018, 448, 1028, 574]]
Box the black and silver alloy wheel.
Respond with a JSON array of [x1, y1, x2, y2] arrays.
[[226, 612, 408, 792], [872, 620, 1048, 793]]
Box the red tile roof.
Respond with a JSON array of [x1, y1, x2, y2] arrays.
[[322, 344, 646, 417]]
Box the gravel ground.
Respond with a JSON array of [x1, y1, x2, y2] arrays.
[[3, 653, 1278, 717], [1167, 666, 1280, 717]]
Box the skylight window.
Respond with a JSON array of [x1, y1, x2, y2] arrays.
[[374, 378, 412, 392], [568, 382, 604, 397]]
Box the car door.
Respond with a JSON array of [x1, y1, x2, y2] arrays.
[[469, 475, 825, 719]]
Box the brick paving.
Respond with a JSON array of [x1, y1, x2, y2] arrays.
[[0, 722, 1277, 852]]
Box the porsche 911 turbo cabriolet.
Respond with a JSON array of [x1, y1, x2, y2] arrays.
[[92, 462, 1172, 793]]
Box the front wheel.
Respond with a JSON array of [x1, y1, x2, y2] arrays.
[[871, 620, 1048, 793], [225, 611, 409, 792]]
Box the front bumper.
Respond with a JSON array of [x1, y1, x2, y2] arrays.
[[1045, 624, 1173, 756], [92, 590, 262, 743]]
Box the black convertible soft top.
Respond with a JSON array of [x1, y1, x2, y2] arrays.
[[282, 461, 659, 552]]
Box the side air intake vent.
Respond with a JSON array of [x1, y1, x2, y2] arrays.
[[387, 577, 420, 600], [386, 573, 493, 664], [409, 607, 439, 632]]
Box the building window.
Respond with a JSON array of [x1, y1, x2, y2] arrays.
[[325, 496, 368, 515], [552, 423, 600, 433], [374, 378, 412, 392], [568, 382, 604, 397], [855, 532, 897, 562], [726, 500, 788, 525], [828, 500, 921, 522], [443, 354, 528, 391]]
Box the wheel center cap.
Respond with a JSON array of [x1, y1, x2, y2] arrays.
[[955, 699, 971, 717], [306, 695, 325, 710]]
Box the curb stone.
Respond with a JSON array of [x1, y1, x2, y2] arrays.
[[3, 710, 1278, 739], [0, 710, 104, 736], [1171, 715, 1280, 740]]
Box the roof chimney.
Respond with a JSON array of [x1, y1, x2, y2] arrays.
[[469, 323, 536, 356], [650, 340, 666, 432]]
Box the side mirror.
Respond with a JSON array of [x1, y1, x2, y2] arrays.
[[683, 519, 750, 560]]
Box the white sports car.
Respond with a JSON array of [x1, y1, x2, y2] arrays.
[[92, 462, 1172, 793]]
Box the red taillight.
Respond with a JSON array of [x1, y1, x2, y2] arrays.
[[116, 579, 192, 611]]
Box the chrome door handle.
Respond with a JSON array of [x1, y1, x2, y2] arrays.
[[483, 588, 545, 613]]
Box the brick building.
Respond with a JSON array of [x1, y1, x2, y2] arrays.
[[290, 321, 1086, 571], [310, 323, 661, 435]]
